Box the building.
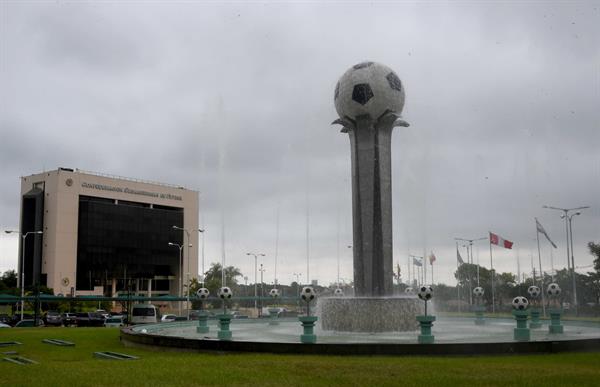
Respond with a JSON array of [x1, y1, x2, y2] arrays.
[[18, 168, 199, 298]]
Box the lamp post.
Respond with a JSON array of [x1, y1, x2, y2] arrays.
[[246, 252, 265, 317], [565, 211, 581, 314], [543, 205, 589, 313], [173, 226, 204, 319], [168, 242, 189, 317], [259, 263, 266, 317], [5, 230, 43, 320], [199, 229, 205, 285], [293, 272, 302, 309]]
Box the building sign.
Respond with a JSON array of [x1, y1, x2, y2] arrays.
[[81, 182, 182, 201]]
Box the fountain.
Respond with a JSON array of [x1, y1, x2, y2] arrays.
[[321, 61, 421, 332]]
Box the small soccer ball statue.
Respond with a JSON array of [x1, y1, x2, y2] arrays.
[[527, 285, 541, 299], [334, 288, 344, 297], [269, 288, 280, 298], [512, 296, 529, 310], [547, 283, 561, 297], [218, 286, 232, 299], [196, 287, 210, 300], [404, 287, 414, 295], [301, 286, 316, 302], [473, 286, 485, 297], [418, 285, 433, 301]]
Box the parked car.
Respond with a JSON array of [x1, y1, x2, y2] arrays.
[[9, 314, 33, 327], [61, 312, 77, 327], [104, 315, 125, 327], [161, 314, 177, 323], [43, 310, 63, 326], [0, 322, 11, 328], [14, 319, 44, 327], [131, 304, 160, 324], [75, 312, 105, 327], [0, 314, 11, 325]]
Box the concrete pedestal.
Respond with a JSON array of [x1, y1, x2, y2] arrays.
[[320, 297, 421, 332], [217, 314, 232, 341], [416, 315, 436, 344], [529, 307, 542, 329], [473, 305, 486, 325], [512, 310, 530, 341], [299, 316, 318, 344], [196, 310, 210, 334], [548, 308, 564, 334], [268, 308, 280, 326]]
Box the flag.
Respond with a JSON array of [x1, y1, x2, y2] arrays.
[[536, 218, 557, 248], [457, 247, 464, 265], [489, 232, 513, 249], [429, 252, 436, 265], [413, 257, 423, 267]]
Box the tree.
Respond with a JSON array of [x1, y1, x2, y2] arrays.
[[1, 270, 18, 289], [190, 263, 242, 309], [588, 242, 600, 305]]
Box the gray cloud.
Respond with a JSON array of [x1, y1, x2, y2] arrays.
[[1, 1, 598, 284]]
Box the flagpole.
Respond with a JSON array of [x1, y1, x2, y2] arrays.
[[536, 224, 547, 317], [431, 260, 434, 285], [407, 255, 411, 287], [489, 232, 495, 314], [456, 242, 461, 313], [466, 244, 473, 306]]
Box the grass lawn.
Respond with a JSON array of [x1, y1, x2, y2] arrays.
[[1, 327, 600, 386]]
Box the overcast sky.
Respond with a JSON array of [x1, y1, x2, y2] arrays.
[[1, 1, 599, 287]]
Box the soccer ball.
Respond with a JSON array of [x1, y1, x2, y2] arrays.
[[473, 287, 485, 297], [418, 285, 433, 301], [404, 287, 414, 295], [196, 287, 210, 300], [269, 288, 280, 298], [218, 286, 232, 299], [334, 288, 344, 297], [527, 286, 541, 299], [301, 286, 316, 302], [334, 62, 405, 121], [547, 283, 561, 297], [512, 296, 529, 310]]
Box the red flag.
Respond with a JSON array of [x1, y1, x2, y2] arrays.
[[489, 232, 513, 249], [429, 252, 436, 265]]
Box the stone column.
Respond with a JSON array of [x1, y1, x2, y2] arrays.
[[347, 115, 394, 297]]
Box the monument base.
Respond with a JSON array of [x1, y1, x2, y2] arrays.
[[319, 297, 422, 332]]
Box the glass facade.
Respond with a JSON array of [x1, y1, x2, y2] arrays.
[[76, 195, 183, 292]]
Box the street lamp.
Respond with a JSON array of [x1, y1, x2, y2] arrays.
[[246, 252, 265, 317], [5, 230, 43, 320], [563, 211, 581, 313], [259, 263, 266, 317], [543, 205, 589, 312], [169, 242, 191, 317], [455, 237, 487, 305]]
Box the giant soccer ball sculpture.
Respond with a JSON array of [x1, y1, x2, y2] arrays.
[[218, 286, 232, 300], [334, 62, 406, 123], [269, 288, 280, 299], [322, 61, 419, 332], [512, 296, 529, 311], [334, 288, 344, 297], [527, 286, 541, 299], [405, 287, 415, 296], [473, 286, 485, 298], [196, 287, 210, 300]]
